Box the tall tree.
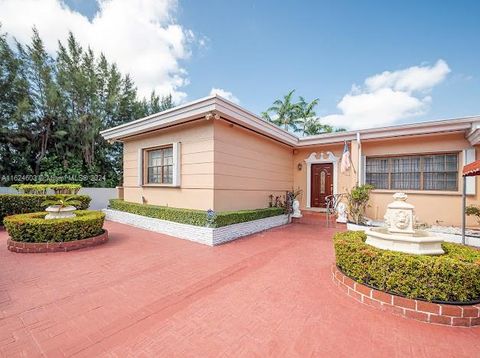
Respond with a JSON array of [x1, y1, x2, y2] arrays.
[[0, 28, 176, 187], [0, 26, 32, 178], [266, 90, 301, 131], [297, 96, 319, 136], [20, 28, 63, 174], [262, 91, 344, 135]]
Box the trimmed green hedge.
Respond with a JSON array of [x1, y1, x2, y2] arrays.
[[4, 210, 105, 243], [0, 194, 91, 222], [334, 231, 480, 302], [11, 183, 82, 194], [108, 199, 285, 228]]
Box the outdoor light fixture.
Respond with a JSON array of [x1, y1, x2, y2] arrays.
[[297, 163, 303, 171]]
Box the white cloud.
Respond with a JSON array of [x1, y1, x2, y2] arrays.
[[0, 0, 195, 102], [322, 60, 451, 130], [209, 87, 240, 104], [365, 60, 450, 93]]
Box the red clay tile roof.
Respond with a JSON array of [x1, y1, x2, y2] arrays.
[[463, 159, 480, 177]]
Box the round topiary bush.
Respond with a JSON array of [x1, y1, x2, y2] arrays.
[[333, 231, 480, 303], [4, 210, 105, 243]]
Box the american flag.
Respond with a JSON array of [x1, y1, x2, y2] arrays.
[[341, 141, 351, 173]]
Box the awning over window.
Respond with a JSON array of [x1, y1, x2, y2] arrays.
[[462, 159, 480, 177]]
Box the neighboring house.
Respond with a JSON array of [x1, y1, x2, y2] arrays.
[[101, 94, 480, 227]]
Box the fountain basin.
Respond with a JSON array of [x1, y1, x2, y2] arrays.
[[365, 227, 445, 255]]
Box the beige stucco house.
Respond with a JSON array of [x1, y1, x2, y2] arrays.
[[101, 94, 480, 227]]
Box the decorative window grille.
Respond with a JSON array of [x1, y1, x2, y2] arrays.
[[365, 153, 458, 191]]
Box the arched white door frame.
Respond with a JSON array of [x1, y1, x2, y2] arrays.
[[304, 152, 339, 209]]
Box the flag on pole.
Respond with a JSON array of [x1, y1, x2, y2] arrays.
[[341, 141, 351, 173]]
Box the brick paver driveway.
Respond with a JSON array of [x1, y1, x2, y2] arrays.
[[1, 220, 479, 357]]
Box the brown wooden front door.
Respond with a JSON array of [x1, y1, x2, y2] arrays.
[[311, 163, 333, 208]]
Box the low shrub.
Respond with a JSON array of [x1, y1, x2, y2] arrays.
[[466, 205, 480, 225], [0, 194, 91, 222], [108, 199, 285, 228], [11, 183, 81, 194], [345, 184, 374, 225], [333, 231, 480, 302], [49, 184, 82, 194], [4, 210, 105, 243], [215, 207, 285, 227]]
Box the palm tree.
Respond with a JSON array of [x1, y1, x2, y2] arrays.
[[303, 120, 332, 136], [266, 90, 301, 131], [260, 111, 274, 122], [262, 91, 344, 135], [297, 96, 319, 136], [41, 195, 82, 211]]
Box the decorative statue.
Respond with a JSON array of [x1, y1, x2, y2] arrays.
[[291, 199, 302, 218], [336, 202, 347, 223]]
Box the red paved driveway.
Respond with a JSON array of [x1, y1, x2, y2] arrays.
[[1, 220, 479, 357]]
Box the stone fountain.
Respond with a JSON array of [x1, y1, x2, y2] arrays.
[[365, 193, 444, 255]]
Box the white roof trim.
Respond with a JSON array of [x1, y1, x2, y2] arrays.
[[100, 95, 217, 141], [467, 122, 480, 146], [100, 95, 480, 147], [298, 116, 480, 147], [213, 96, 299, 145]]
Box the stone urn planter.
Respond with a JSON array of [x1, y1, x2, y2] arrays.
[[45, 205, 77, 219]]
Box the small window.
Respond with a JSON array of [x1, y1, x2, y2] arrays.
[[145, 146, 173, 184], [365, 153, 458, 191]]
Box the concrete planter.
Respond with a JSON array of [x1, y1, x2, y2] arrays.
[[103, 209, 290, 246], [45, 205, 76, 219]]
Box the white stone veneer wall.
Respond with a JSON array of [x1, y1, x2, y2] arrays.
[[103, 209, 289, 246]]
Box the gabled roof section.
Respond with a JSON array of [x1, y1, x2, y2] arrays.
[[100, 94, 480, 147]]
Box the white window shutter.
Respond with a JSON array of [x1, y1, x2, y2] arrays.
[[463, 148, 476, 195], [172, 142, 181, 186], [137, 148, 143, 186]]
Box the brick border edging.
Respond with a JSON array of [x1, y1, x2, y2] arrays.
[[332, 265, 480, 327], [7, 230, 109, 253]]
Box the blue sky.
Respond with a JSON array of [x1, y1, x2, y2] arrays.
[[180, 0, 480, 126], [2, 0, 479, 129]]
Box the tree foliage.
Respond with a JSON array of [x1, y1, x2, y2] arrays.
[[0, 27, 174, 187], [262, 90, 345, 135]]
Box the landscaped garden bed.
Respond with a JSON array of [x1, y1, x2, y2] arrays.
[[108, 199, 284, 227], [0, 194, 91, 222], [4, 210, 107, 253], [105, 199, 288, 245], [333, 231, 480, 326]]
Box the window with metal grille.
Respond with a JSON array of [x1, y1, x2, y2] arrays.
[[365, 153, 458, 191], [145, 146, 173, 184]]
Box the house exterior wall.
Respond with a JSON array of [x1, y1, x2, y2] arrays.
[[121, 120, 215, 210], [293, 132, 479, 227], [293, 144, 354, 209], [212, 120, 294, 211], [121, 118, 294, 212], [120, 117, 479, 227], [362, 133, 478, 227]]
